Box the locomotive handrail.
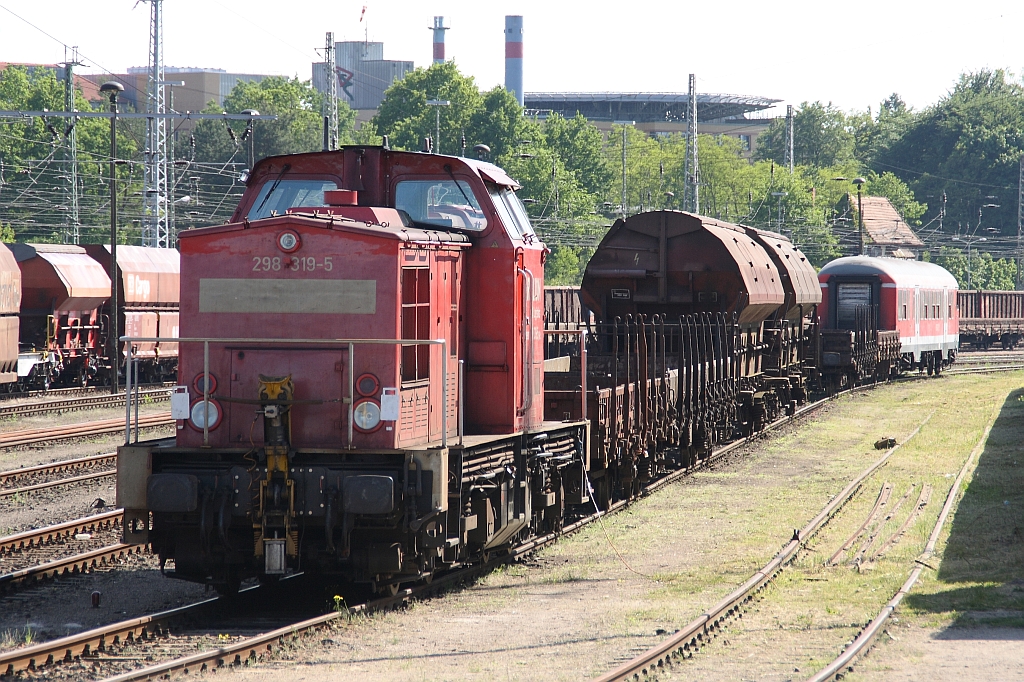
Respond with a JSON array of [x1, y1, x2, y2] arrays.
[[121, 336, 449, 448]]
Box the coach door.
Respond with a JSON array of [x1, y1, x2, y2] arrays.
[[914, 286, 921, 338], [836, 282, 872, 329], [942, 287, 948, 345]]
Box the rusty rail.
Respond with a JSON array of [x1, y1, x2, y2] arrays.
[[591, 413, 933, 682], [0, 543, 142, 592], [0, 452, 116, 488], [0, 509, 123, 555], [0, 413, 172, 449], [0, 389, 170, 419], [805, 409, 996, 682]]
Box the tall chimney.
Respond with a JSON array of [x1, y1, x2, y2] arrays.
[[431, 16, 448, 64], [504, 15, 523, 106]]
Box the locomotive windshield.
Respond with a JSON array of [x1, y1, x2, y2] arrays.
[[395, 180, 487, 231], [488, 186, 536, 239], [247, 179, 339, 220]]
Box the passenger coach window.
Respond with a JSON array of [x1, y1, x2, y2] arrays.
[[395, 180, 487, 231], [247, 179, 338, 220]]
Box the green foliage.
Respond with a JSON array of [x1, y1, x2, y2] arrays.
[[542, 113, 613, 195], [874, 69, 1024, 237], [192, 76, 350, 164], [755, 101, 856, 168], [0, 65, 140, 243], [544, 245, 582, 285], [854, 94, 915, 165], [373, 62, 483, 155], [928, 246, 1016, 290]]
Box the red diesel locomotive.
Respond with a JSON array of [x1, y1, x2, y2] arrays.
[[118, 147, 580, 594]]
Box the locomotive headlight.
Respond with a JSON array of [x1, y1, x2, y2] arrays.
[[188, 399, 223, 431], [277, 230, 300, 253], [353, 398, 382, 433]]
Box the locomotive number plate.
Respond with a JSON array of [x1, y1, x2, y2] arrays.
[[252, 256, 334, 272]]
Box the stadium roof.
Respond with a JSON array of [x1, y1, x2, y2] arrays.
[[523, 92, 781, 123]]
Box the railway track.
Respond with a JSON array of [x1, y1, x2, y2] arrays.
[[0, 383, 174, 404], [0, 372, 1001, 680], [804, 409, 995, 682], [0, 413, 173, 450], [0, 511, 141, 595], [591, 413, 933, 682], [0, 389, 170, 420], [0, 452, 117, 498], [0, 386, 849, 681]]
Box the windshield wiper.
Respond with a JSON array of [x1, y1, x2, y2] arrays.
[[253, 163, 291, 217], [444, 165, 475, 207]]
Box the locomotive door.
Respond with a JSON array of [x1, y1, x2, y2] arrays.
[[227, 349, 345, 447], [436, 255, 460, 440]]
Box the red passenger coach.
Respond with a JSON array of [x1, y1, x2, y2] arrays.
[[818, 256, 959, 372]]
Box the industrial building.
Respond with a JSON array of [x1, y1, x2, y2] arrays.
[[312, 41, 414, 112], [81, 67, 269, 116], [523, 92, 778, 157]]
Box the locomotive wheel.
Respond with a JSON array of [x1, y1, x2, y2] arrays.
[[215, 572, 242, 598], [373, 581, 400, 597]]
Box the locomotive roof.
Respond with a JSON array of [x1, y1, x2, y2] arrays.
[[819, 256, 959, 289], [180, 211, 472, 245]]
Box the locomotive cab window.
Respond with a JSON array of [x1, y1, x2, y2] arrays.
[[488, 185, 536, 240], [401, 268, 431, 383], [247, 179, 339, 220], [395, 180, 487, 231]]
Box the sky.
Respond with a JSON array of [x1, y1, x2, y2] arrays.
[[1, 0, 1023, 116]]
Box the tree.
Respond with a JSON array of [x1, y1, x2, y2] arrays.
[[0, 65, 140, 243], [542, 113, 613, 196], [928, 246, 1015, 290], [373, 62, 483, 154], [854, 94, 916, 165], [874, 70, 1024, 237], [468, 86, 537, 159], [755, 101, 856, 168], [192, 76, 349, 164]]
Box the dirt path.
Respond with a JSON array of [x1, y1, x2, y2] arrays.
[[208, 373, 1023, 682]]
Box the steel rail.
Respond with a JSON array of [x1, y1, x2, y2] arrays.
[[0, 543, 142, 592], [0, 470, 112, 498], [805, 409, 997, 682], [0, 452, 116, 487], [0, 509, 123, 555], [0, 383, 175, 404], [91, 391, 852, 682], [0, 596, 221, 675], [0, 412, 172, 448], [591, 413, 933, 682], [0, 389, 170, 419], [0, 382, 882, 680]]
